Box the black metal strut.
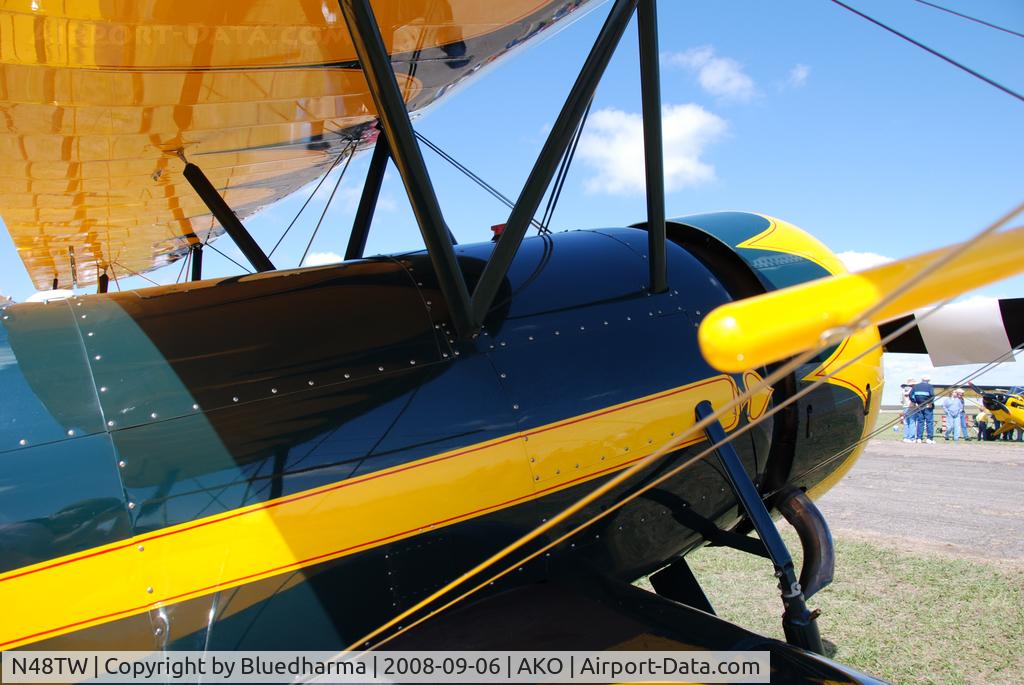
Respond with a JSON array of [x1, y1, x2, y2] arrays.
[[339, 0, 474, 336], [190, 242, 204, 281], [181, 161, 274, 273], [637, 0, 667, 293], [346, 132, 391, 261], [695, 400, 824, 654], [470, 0, 639, 326]]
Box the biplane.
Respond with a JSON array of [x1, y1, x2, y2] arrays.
[[0, 1, 1022, 684]]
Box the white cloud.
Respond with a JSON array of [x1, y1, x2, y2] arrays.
[[788, 64, 810, 88], [578, 104, 726, 195], [303, 251, 343, 266], [664, 47, 757, 102], [836, 250, 894, 272]]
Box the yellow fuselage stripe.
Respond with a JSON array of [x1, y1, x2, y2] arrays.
[[0, 375, 741, 649]]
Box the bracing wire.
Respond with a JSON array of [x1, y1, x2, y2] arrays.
[[829, 0, 1024, 103], [111, 261, 161, 287], [299, 143, 357, 267], [414, 131, 547, 233], [269, 148, 349, 258], [205, 243, 253, 275], [540, 97, 593, 233], [314, 202, 1024, 662], [909, 0, 1024, 40]]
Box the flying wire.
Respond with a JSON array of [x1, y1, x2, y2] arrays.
[[205, 243, 253, 274], [540, 97, 593, 233], [829, 0, 1024, 103], [321, 203, 1024, 660], [909, 0, 1024, 40], [269, 148, 349, 258], [299, 143, 357, 267], [414, 131, 547, 232]]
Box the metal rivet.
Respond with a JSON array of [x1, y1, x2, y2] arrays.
[[500, 373, 507, 379], [554, 331, 560, 336], [308, 380, 315, 386], [128, 502, 136, 509], [580, 326, 585, 331], [138, 545, 144, 551], [512, 404, 519, 410], [146, 586, 153, 594], [67, 429, 75, 436], [150, 412, 158, 419], [534, 475, 540, 481], [192, 403, 199, 410], [603, 321, 609, 326], [18, 439, 27, 446], [500, 341, 506, 347], [555, 469, 560, 475], [232, 396, 239, 402], [378, 366, 384, 372], [94, 355, 102, 361], [626, 316, 632, 321], [575, 463, 579, 469], [601, 455, 606, 460], [528, 335, 534, 341], [87, 331, 94, 336], [154, 627, 163, 636], [529, 457, 535, 462], [344, 373, 351, 379], [453, 351, 460, 356], [119, 460, 126, 468], [81, 314, 87, 319], [271, 388, 278, 394], [100, 386, 107, 393], [442, 353, 449, 358], [108, 421, 115, 427], [409, 360, 416, 365]]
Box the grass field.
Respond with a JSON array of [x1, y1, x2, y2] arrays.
[[677, 525, 1024, 684]]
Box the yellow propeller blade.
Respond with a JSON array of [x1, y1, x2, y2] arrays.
[[698, 225, 1024, 373]]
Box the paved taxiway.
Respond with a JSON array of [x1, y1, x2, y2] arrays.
[[817, 439, 1024, 561]]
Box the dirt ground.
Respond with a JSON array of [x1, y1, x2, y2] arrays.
[[816, 438, 1024, 563]]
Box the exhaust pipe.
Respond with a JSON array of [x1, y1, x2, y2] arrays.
[[777, 486, 835, 599]]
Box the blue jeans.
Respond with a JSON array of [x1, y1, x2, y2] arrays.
[[960, 413, 968, 440], [916, 406, 934, 440], [903, 407, 917, 439], [946, 415, 963, 440]]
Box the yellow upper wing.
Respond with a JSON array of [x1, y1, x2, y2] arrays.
[[0, 0, 585, 289]]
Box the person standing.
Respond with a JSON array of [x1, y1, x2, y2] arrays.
[[940, 391, 965, 441], [911, 375, 936, 443], [957, 390, 969, 440], [902, 378, 917, 443]]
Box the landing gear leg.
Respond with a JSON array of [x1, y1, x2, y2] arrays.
[[695, 401, 824, 654]]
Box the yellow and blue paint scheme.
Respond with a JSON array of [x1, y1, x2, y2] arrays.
[[0, 215, 881, 677]]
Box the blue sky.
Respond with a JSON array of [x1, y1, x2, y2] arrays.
[[1, 0, 1022, 402]]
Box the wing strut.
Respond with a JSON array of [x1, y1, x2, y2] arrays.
[[339, 0, 474, 335], [346, 132, 391, 261], [470, 0, 639, 326], [637, 0, 667, 293], [339, 0, 666, 333], [180, 155, 275, 273]]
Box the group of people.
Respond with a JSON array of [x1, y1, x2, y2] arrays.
[[900, 375, 970, 443]]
